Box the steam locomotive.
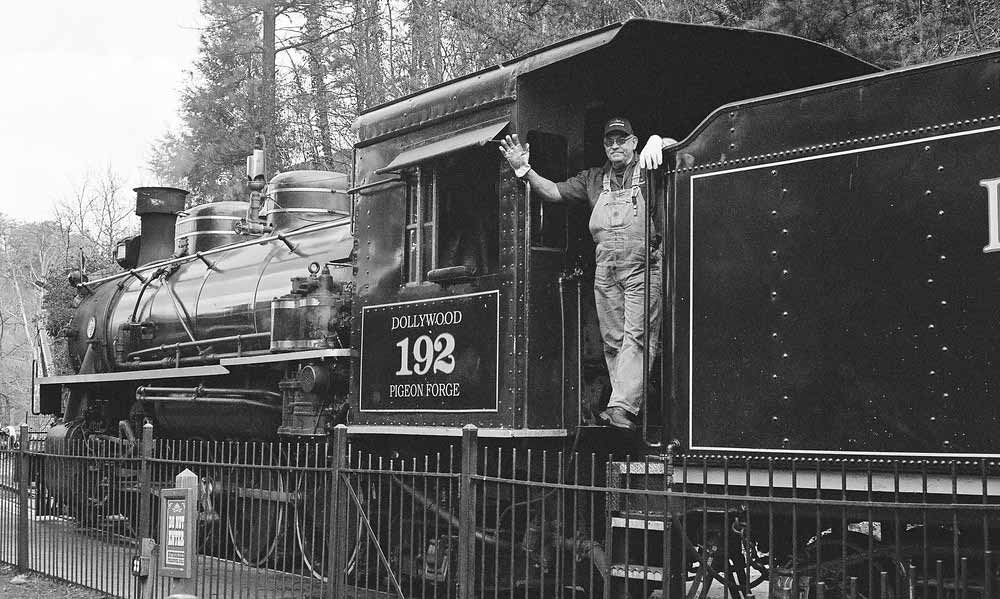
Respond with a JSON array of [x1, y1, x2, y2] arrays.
[[35, 18, 1000, 598]]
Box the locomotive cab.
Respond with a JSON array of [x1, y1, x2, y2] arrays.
[[350, 19, 875, 440]]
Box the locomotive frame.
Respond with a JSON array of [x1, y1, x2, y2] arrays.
[[30, 17, 1000, 599]]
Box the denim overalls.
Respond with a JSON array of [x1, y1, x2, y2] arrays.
[[588, 164, 662, 416]]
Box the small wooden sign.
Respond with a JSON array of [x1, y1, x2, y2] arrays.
[[158, 486, 196, 578]]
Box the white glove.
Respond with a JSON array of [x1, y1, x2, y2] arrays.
[[499, 134, 530, 174], [639, 135, 677, 170]]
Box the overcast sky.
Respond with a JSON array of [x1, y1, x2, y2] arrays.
[[1, 1, 202, 224]]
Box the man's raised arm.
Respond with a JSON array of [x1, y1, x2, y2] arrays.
[[499, 134, 563, 202]]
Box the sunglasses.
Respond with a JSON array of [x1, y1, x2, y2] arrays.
[[603, 134, 633, 147]]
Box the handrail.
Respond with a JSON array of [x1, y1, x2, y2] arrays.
[[77, 218, 350, 289]]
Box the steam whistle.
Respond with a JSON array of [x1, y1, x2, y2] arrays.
[[247, 148, 266, 192], [236, 148, 273, 236]]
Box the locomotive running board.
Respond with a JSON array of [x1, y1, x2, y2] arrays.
[[345, 425, 568, 438], [37, 364, 230, 385], [220, 348, 354, 366]]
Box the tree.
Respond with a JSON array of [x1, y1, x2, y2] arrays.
[[52, 166, 136, 270]]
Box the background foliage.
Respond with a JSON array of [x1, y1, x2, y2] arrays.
[[149, 0, 1000, 201]]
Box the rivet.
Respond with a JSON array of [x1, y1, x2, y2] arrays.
[[771, 210, 779, 216], [781, 228, 789, 235], [772, 373, 779, 379], [782, 353, 789, 358], [928, 324, 935, 329], [782, 395, 789, 400], [942, 346, 949, 351], [926, 234, 934, 239], [924, 145, 931, 151], [771, 170, 778, 176], [941, 300, 948, 305], [781, 311, 789, 317], [782, 269, 790, 276], [772, 416, 779, 422], [927, 278, 934, 284], [770, 250, 778, 257], [930, 370, 937, 375], [925, 190, 933, 195], [938, 210, 945, 216], [771, 332, 779, 338], [937, 165, 944, 171], [939, 255, 947, 261], [943, 392, 950, 398]]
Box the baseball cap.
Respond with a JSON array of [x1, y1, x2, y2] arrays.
[[603, 117, 633, 137]]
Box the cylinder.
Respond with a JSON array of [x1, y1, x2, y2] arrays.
[[263, 170, 350, 231], [174, 201, 247, 254]]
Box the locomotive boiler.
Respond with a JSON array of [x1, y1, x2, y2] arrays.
[[31, 17, 1000, 599], [40, 167, 355, 445]]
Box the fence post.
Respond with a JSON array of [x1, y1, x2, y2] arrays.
[[138, 422, 153, 540], [16, 424, 29, 571], [325, 424, 349, 599], [458, 425, 478, 599]]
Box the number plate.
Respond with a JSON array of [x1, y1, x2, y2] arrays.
[[359, 291, 499, 412]]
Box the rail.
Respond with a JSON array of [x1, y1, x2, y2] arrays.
[[2, 425, 999, 598]]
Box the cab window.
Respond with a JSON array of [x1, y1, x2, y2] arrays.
[[404, 146, 500, 283]]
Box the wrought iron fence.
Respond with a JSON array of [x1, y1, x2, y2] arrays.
[[1, 423, 998, 599]]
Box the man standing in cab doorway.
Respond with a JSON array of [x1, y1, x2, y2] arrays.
[[499, 118, 676, 431]]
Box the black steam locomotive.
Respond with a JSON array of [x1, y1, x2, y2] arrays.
[[35, 18, 1000, 598]]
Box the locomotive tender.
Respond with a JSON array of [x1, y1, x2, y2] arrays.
[[34, 17, 1000, 597]]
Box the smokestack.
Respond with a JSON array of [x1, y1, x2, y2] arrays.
[[134, 187, 188, 265]]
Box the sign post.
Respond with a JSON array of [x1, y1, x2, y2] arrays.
[[159, 468, 199, 599]]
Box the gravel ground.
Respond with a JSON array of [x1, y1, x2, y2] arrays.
[[0, 564, 109, 599]]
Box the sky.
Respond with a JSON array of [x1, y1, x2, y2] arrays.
[[1, 1, 202, 224]]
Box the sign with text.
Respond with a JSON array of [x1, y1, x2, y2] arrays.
[[157, 487, 196, 578], [360, 291, 499, 412]]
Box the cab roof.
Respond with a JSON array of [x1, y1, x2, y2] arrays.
[[354, 18, 877, 146]]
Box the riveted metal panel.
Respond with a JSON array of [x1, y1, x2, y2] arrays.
[[675, 51, 1000, 457]]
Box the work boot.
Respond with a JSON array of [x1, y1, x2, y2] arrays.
[[597, 407, 636, 431]]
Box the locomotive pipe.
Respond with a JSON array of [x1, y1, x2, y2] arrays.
[[126, 269, 149, 285], [136, 385, 282, 412], [576, 277, 582, 422], [127, 332, 270, 359], [137, 386, 281, 401], [195, 252, 217, 270], [117, 349, 273, 369], [163, 279, 200, 348], [129, 272, 159, 323], [559, 274, 566, 422], [392, 477, 508, 548], [137, 396, 282, 413]]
